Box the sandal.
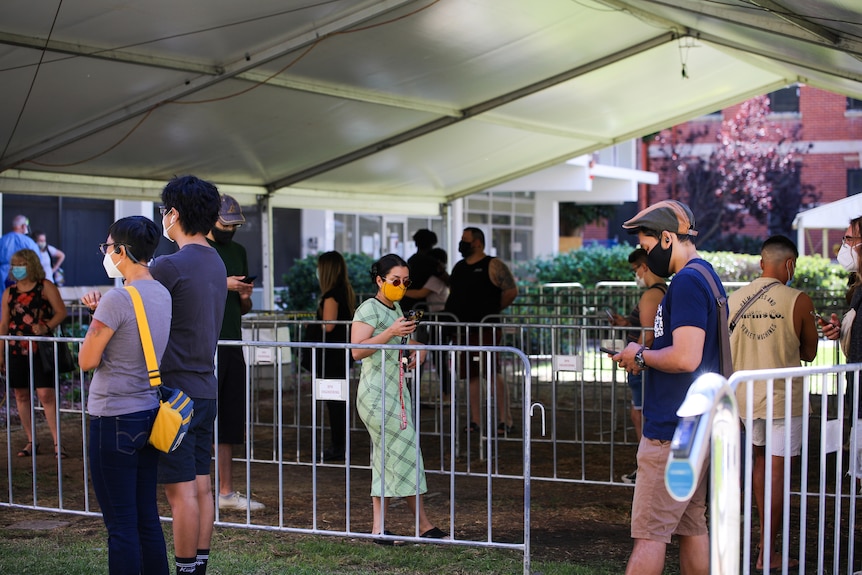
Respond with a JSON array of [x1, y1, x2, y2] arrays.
[[420, 526, 449, 539], [373, 530, 405, 546], [497, 422, 515, 435], [54, 444, 68, 459], [17, 442, 39, 457]]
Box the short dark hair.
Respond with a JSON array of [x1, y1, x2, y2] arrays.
[[627, 248, 648, 265], [370, 253, 409, 282], [761, 234, 798, 259], [109, 216, 161, 263], [161, 175, 221, 236], [465, 227, 485, 247], [412, 229, 437, 250], [428, 247, 448, 265]]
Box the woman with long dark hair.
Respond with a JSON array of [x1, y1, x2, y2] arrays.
[[316, 250, 356, 462]]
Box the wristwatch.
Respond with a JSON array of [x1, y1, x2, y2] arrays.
[[634, 345, 647, 369]]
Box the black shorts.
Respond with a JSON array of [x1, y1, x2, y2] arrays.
[[216, 345, 247, 445], [158, 398, 217, 484], [456, 326, 501, 379]]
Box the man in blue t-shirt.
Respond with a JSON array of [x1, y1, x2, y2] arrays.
[[151, 175, 227, 575], [0, 215, 39, 287], [610, 200, 723, 575]]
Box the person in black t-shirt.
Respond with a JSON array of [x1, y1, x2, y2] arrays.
[[444, 227, 518, 435]]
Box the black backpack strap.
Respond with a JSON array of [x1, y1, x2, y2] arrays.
[[687, 262, 732, 379]]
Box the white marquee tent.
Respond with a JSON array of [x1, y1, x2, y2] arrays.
[[2, 0, 862, 215]]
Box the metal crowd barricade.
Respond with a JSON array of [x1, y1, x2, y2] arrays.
[[687, 363, 862, 575]]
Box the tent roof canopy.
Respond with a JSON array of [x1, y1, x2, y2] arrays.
[[2, 0, 862, 214]]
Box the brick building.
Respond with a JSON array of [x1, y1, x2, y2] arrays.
[[589, 86, 862, 256]]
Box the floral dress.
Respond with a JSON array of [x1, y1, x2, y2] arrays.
[[353, 297, 427, 498], [7, 280, 52, 357]]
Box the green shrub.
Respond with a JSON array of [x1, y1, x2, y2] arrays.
[[518, 245, 848, 291], [278, 252, 377, 311]]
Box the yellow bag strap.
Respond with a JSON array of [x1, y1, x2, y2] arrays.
[[124, 285, 162, 388]]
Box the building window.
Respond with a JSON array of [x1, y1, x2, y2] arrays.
[[464, 191, 533, 266], [848, 169, 862, 197], [767, 86, 799, 113], [848, 98, 862, 112]]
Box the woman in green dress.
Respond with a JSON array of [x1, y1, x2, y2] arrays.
[[351, 254, 446, 542]]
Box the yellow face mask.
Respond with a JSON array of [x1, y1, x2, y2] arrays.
[[381, 281, 407, 302]]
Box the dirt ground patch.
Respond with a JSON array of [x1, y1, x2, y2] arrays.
[[4, 381, 859, 573]]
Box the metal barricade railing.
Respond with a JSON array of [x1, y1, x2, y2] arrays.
[[677, 364, 862, 575], [0, 334, 536, 574]]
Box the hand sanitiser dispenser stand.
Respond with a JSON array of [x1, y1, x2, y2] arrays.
[[665, 372, 741, 575]]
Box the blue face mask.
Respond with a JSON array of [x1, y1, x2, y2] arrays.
[[11, 266, 27, 281]]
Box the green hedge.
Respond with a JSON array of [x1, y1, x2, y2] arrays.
[[515, 245, 848, 291]]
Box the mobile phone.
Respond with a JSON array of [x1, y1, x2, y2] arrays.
[[599, 346, 618, 355], [405, 309, 424, 323], [605, 307, 615, 323], [241, 275, 257, 284]]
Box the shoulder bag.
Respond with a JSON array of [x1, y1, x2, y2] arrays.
[[125, 285, 194, 453], [687, 262, 733, 378]]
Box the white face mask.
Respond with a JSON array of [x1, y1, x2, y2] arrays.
[[634, 271, 647, 289], [162, 211, 176, 243], [838, 242, 859, 272], [102, 251, 124, 279]]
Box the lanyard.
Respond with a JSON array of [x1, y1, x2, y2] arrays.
[[398, 350, 408, 430]]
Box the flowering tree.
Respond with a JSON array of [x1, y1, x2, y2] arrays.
[[651, 95, 817, 250]]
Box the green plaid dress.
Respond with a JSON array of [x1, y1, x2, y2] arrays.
[[354, 297, 428, 498]]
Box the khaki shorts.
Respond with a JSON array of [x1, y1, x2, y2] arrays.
[[630, 436, 709, 543], [748, 416, 804, 457]]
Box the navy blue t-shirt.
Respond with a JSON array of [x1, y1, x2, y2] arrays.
[[643, 258, 724, 441], [150, 243, 227, 399]]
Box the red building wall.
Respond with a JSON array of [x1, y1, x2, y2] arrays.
[[587, 86, 862, 256]]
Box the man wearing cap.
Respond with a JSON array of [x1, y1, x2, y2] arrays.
[[611, 199, 722, 575], [0, 215, 39, 288], [205, 195, 263, 512]]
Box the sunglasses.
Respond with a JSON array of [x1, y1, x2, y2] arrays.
[[382, 277, 412, 288]]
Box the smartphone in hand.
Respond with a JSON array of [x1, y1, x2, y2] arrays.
[[241, 275, 257, 284], [599, 346, 618, 355]]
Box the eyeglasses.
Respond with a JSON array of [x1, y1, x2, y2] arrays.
[[383, 277, 412, 288], [843, 235, 862, 245], [158, 205, 171, 216], [99, 242, 122, 255]]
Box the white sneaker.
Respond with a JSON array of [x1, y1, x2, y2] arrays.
[[218, 491, 264, 511], [621, 470, 637, 484]]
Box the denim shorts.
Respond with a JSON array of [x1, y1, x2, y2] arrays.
[[157, 398, 216, 484], [627, 372, 643, 410]]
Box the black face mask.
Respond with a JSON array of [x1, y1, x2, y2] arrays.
[[211, 227, 236, 245], [458, 240, 473, 258], [647, 236, 673, 278]]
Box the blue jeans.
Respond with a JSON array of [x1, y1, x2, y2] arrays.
[[89, 408, 168, 575]]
